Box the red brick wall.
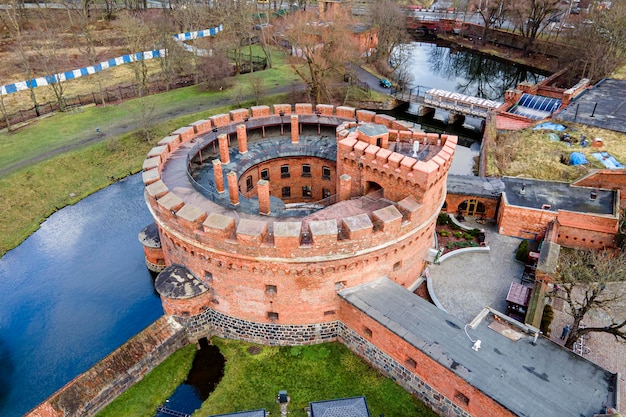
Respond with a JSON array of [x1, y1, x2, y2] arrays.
[[445, 194, 499, 219], [338, 305, 515, 417], [238, 157, 336, 202]]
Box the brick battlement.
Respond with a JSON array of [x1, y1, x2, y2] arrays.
[[140, 103, 451, 325], [141, 104, 455, 258]]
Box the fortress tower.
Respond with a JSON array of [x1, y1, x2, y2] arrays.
[[139, 103, 456, 343]]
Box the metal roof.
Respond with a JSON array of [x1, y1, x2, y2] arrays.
[[310, 397, 370, 417]]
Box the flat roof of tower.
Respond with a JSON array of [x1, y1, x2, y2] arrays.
[[502, 176, 615, 215], [338, 277, 616, 417]]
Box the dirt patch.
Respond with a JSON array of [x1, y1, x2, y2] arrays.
[[247, 345, 263, 355]]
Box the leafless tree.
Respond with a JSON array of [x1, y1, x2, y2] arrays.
[[555, 248, 626, 350], [367, 0, 409, 66], [469, 0, 513, 41], [509, 0, 561, 54], [281, 9, 361, 104]]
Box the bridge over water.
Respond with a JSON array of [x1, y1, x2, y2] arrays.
[[392, 86, 504, 120]]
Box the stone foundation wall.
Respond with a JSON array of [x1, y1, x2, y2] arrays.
[[25, 316, 188, 417], [174, 308, 339, 346]]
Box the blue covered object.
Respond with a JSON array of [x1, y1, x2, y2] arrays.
[[592, 152, 625, 169], [569, 152, 588, 165], [533, 122, 566, 131]]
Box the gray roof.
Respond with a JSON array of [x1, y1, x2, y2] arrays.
[[207, 409, 266, 417], [446, 175, 504, 198], [310, 397, 370, 417], [155, 264, 209, 299], [338, 277, 617, 417], [357, 123, 388, 137], [502, 176, 615, 215], [555, 78, 626, 133]]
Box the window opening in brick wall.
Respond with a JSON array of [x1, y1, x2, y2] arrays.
[[267, 311, 279, 321], [323, 188, 331, 199], [393, 261, 402, 271], [246, 175, 253, 191], [405, 357, 417, 368], [363, 326, 372, 338], [282, 186, 291, 197], [265, 284, 277, 295], [281, 165, 290, 178], [302, 185, 312, 197], [542, 204, 551, 210], [302, 164, 312, 177], [261, 168, 270, 180], [454, 391, 470, 406], [324, 310, 336, 316], [322, 166, 331, 180], [204, 271, 213, 283]]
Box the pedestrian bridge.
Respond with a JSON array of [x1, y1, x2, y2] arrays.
[[393, 86, 504, 119]]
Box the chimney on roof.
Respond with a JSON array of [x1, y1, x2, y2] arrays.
[[520, 183, 526, 195], [590, 190, 598, 201]]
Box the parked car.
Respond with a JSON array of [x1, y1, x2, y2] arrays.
[[379, 78, 392, 88]]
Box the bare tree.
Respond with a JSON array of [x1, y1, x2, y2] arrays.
[[0, 0, 41, 116], [115, 11, 156, 94], [281, 9, 361, 104], [510, 0, 561, 54], [555, 248, 626, 350], [469, 0, 513, 41], [368, 0, 409, 66]]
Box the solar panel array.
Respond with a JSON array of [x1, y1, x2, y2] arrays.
[[508, 93, 562, 120]]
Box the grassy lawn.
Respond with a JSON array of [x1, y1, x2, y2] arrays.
[[95, 344, 197, 417], [97, 339, 438, 417], [486, 122, 626, 181]]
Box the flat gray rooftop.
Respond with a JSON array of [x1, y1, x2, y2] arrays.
[[446, 175, 505, 199], [339, 278, 616, 417], [502, 176, 615, 215], [555, 78, 626, 133]]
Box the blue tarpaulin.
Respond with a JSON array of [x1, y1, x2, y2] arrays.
[[592, 152, 625, 169], [569, 152, 588, 165], [534, 122, 566, 131]]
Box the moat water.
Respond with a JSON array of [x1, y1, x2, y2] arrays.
[[0, 43, 549, 417], [0, 174, 163, 417]]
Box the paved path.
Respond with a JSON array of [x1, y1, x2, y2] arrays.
[[428, 218, 524, 324]]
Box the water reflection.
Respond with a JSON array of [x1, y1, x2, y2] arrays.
[[404, 41, 548, 100], [0, 174, 163, 417]]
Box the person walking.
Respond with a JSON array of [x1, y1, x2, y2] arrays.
[[560, 324, 571, 340]]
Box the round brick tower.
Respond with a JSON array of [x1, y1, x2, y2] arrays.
[[139, 103, 456, 344]]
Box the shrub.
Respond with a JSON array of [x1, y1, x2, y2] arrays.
[[453, 231, 464, 239], [437, 213, 450, 226], [467, 228, 482, 237], [540, 304, 554, 337], [449, 222, 461, 230], [516, 240, 530, 262], [463, 233, 475, 240], [438, 230, 450, 237]]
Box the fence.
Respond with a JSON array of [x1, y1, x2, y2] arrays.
[[0, 74, 197, 131]]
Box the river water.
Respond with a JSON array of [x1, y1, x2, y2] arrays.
[[0, 42, 549, 417], [0, 175, 163, 417]]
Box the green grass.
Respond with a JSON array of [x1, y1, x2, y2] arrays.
[[96, 339, 437, 417], [95, 344, 197, 417]]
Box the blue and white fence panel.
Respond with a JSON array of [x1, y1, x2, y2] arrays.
[[0, 24, 223, 96]]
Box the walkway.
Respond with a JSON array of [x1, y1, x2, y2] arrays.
[[428, 217, 524, 324]]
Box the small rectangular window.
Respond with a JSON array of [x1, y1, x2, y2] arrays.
[[405, 357, 417, 368], [324, 310, 336, 316], [363, 326, 372, 338], [267, 311, 279, 321], [282, 186, 291, 197], [265, 284, 277, 295], [302, 164, 312, 177], [393, 261, 402, 271], [302, 185, 312, 197], [281, 165, 290, 178], [322, 166, 331, 180], [323, 188, 331, 199], [261, 168, 270, 181], [454, 391, 470, 406], [246, 175, 253, 191]]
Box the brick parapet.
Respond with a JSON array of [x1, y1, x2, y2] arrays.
[[141, 104, 450, 258], [25, 317, 188, 417]]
